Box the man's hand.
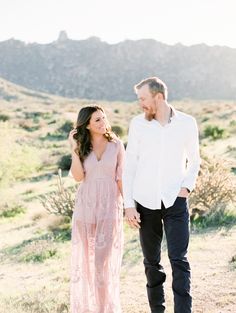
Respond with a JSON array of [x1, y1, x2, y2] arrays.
[[125, 207, 141, 229], [178, 187, 190, 198]]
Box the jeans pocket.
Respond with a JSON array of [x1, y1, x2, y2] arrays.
[[174, 197, 188, 211]]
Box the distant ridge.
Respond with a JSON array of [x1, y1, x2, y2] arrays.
[[0, 33, 236, 101]]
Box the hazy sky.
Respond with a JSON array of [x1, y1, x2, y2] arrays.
[[1, 0, 236, 48]]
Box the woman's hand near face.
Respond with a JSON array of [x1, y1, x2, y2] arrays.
[[68, 128, 85, 182], [68, 128, 78, 150]]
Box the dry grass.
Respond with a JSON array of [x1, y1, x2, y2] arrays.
[[1, 209, 236, 312]]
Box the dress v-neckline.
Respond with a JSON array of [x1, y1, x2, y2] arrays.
[[92, 141, 109, 162]]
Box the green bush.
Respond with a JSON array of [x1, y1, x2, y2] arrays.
[[0, 203, 26, 218], [203, 125, 226, 140], [58, 120, 74, 134], [58, 154, 71, 170], [192, 207, 236, 229], [0, 114, 10, 122], [21, 248, 57, 263], [112, 125, 125, 137], [24, 111, 52, 120], [49, 222, 71, 242], [4, 237, 58, 263]]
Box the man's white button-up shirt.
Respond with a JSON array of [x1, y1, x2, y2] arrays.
[[123, 107, 201, 210]]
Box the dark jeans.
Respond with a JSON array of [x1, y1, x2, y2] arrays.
[[136, 197, 192, 313]]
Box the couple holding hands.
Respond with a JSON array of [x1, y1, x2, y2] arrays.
[[69, 76, 200, 313]]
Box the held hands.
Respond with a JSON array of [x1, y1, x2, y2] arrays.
[[125, 207, 141, 229], [68, 128, 78, 150]]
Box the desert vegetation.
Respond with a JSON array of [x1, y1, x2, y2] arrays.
[[0, 82, 236, 312]]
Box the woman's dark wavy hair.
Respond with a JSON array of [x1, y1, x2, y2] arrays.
[[73, 105, 115, 162]]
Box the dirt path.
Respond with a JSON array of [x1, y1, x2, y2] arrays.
[[0, 209, 236, 313], [120, 227, 236, 313]]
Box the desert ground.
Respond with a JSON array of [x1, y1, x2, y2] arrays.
[[0, 79, 236, 312]]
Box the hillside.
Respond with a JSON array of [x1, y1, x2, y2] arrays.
[[0, 32, 236, 101]]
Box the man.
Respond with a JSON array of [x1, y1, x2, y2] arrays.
[[122, 77, 200, 313]]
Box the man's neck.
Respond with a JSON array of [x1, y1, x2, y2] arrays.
[[154, 101, 172, 126]]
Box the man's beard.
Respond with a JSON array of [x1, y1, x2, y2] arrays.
[[144, 106, 156, 121]]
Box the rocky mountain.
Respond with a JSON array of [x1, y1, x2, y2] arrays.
[[0, 31, 236, 101]]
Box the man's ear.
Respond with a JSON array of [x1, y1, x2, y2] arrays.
[[156, 92, 164, 101]]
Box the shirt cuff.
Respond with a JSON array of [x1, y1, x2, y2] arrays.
[[182, 186, 191, 193], [123, 199, 136, 209]]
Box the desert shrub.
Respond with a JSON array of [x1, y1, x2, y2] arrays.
[[3, 236, 58, 263], [0, 203, 26, 218], [112, 125, 125, 137], [190, 156, 236, 228], [58, 120, 74, 134], [24, 111, 52, 120], [0, 114, 10, 122], [230, 255, 236, 270], [203, 125, 226, 140], [40, 169, 76, 219], [21, 245, 57, 263], [48, 219, 71, 242], [24, 111, 42, 119], [58, 154, 71, 170], [18, 120, 40, 131], [42, 120, 73, 141]]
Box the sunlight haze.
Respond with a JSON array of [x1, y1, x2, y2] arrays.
[[0, 0, 236, 48]]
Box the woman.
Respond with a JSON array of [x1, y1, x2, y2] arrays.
[[68, 105, 125, 313]]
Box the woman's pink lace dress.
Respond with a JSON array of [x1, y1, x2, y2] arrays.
[[70, 139, 124, 313]]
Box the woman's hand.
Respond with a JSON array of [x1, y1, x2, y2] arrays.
[[68, 128, 78, 150], [125, 207, 141, 229]]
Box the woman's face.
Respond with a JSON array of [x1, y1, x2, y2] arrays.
[[88, 110, 108, 135]]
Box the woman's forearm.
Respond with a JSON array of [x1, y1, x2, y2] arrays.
[[70, 151, 85, 182]]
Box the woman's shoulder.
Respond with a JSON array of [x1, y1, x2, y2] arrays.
[[110, 136, 124, 149]]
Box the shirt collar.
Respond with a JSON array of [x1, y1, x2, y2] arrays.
[[141, 105, 179, 123], [169, 105, 179, 120]]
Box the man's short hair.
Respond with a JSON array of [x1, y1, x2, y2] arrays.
[[134, 77, 168, 100]]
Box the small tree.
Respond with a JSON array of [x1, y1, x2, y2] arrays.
[[40, 169, 76, 219]]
